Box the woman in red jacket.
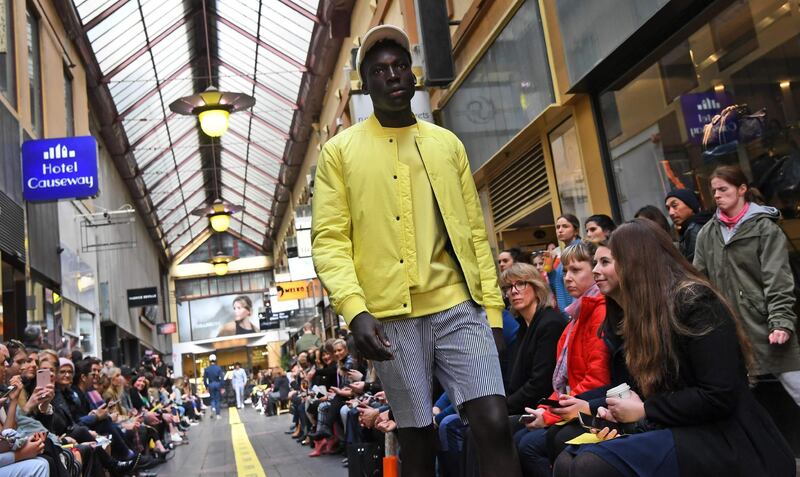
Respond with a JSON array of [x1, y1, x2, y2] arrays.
[[515, 242, 611, 477]]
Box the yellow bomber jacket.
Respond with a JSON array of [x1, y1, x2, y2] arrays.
[[311, 114, 504, 327]]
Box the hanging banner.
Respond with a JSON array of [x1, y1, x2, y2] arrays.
[[21, 136, 99, 201]]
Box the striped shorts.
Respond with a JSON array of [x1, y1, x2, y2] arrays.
[[373, 300, 505, 428]]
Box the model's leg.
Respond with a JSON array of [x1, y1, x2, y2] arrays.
[[396, 425, 438, 477], [461, 395, 523, 477]]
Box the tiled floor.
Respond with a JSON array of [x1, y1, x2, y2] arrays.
[[155, 408, 347, 477]]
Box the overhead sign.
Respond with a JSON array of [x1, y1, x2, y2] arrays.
[[276, 280, 310, 301], [679, 92, 731, 144], [22, 136, 99, 201], [157, 322, 177, 335], [127, 287, 158, 308]]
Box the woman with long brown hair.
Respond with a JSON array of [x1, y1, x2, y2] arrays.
[[553, 219, 794, 477]]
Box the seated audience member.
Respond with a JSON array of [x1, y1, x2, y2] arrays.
[[515, 242, 610, 477], [527, 241, 633, 465], [501, 263, 566, 415], [553, 219, 795, 477]]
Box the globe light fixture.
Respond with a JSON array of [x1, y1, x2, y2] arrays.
[[210, 251, 236, 276], [198, 109, 230, 137], [168, 86, 255, 138], [192, 199, 244, 234]]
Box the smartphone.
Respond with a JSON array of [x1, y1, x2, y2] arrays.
[[0, 385, 17, 399], [537, 398, 563, 408], [578, 412, 627, 435], [107, 400, 118, 408], [518, 414, 537, 424], [36, 369, 51, 388]]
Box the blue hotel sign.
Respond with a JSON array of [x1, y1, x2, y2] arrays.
[[22, 136, 99, 201]]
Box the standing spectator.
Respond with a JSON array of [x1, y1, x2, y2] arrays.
[[295, 322, 322, 355], [665, 189, 711, 261], [583, 215, 616, 243], [203, 354, 224, 419], [498, 248, 530, 272], [231, 362, 248, 409], [634, 205, 672, 236], [549, 214, 582, 310], [694, 165, 800, 405], [22, 325, 43, 352]]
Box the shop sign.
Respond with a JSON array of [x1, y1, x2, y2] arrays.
[[275, 280, 310, 301], [127, 287, 158, 307], [679, 92, 731, 144], [21, 136, 99, 201], [157, 322, 177, 335]]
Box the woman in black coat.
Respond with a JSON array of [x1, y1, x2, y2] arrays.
[[554, 219, 794, 477], [501, 262, 566, 415]]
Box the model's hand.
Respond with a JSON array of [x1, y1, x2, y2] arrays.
[[491, 328, 506, 356], [769, 329, 791, 345], [350, 312, 393, 361]]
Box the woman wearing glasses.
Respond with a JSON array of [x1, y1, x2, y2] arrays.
[[501, 263, 566, 416], [515, 242, 611, 477]]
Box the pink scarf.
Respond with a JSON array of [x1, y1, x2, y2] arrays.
[[719, 202, 749, 229]]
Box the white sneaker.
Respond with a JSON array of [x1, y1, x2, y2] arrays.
[[216, 415, 221, 420], [170, 433, 183, 443]]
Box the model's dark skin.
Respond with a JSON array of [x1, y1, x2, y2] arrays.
[[351, 42, 522, 477]]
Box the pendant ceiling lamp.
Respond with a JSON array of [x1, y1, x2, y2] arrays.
[[167, 0, 254, 137], [209, 251, 236, 276], [168, 86, 255, 137], [191, 199, 244, 234]]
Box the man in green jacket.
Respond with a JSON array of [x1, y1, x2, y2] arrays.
[[311, 25, 521, 477]]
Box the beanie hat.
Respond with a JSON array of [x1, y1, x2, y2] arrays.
[[665, 189, 700, 213], [58, 358, 74, 372]]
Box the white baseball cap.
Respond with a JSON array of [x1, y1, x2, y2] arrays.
[[356, 24, 411, 82], [209, 354, 217, 362]]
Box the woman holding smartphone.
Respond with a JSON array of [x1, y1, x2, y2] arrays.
[[553, 219, 794, 477]]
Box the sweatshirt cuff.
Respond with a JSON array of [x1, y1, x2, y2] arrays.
[[341, 296, 369, 325], [486, 307, 503, 328]]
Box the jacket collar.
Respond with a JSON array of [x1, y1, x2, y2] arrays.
[[363, 113, 432, 137]]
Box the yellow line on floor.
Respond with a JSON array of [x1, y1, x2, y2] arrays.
[[228, 407, 267, 477]]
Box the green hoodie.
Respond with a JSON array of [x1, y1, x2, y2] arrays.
[[694, 203, 799, 375]]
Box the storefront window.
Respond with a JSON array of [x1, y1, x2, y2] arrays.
[[555, 0, 667, 85], [549, 118, 591, 224], [598, 0, 800, 223], [440, 0, 554, 171], [0, 0, 15, 106]]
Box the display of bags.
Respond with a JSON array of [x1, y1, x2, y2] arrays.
[[702, 104, 766, 149]]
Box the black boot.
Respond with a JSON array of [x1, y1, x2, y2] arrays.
[[94, 448, 139, 475]]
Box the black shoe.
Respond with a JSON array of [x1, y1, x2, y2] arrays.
[[95, 450, 140, 475]]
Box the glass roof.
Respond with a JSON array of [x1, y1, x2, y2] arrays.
[[72, 0, 319, 257]]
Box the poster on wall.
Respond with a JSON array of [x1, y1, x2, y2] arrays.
[[176, 293, 265, 342]]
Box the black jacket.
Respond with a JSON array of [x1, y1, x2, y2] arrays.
[[642, 286, 794, 476], [272, 376, 291, 400], [678, 211, 712, 262], [312, 363, 337, 388], [506, 306, 566, 415]]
